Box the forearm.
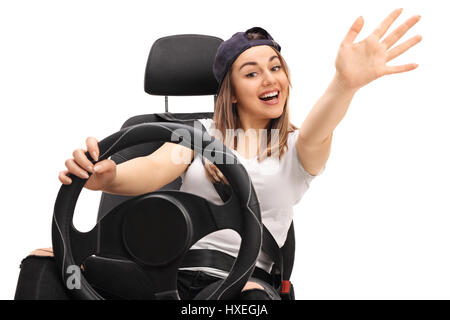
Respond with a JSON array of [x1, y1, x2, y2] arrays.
[[102, 157, 154, 196], [102, 143, 192, 196], [299, 72, 358, 145]]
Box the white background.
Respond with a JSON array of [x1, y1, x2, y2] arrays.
[[1, 0, 448, 299]]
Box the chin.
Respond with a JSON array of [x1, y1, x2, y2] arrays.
[[265, 105, 285, 119]]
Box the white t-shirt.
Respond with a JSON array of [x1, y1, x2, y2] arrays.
[[179, 118, 324, 278]]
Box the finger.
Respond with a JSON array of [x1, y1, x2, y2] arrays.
[[86, 136, 99, 162], [242, 281, 265, 291], [93, 159, 115, 173], [210, 168, 221, 183], [382, 15, 421, 49], [219, 173, 229, 185], [214, 167, 229, 185], [65, 158, 90, 179], [203, 159, 220, 182], [73, 148, 94, 173], [342, 16, 364, 45], [30, 248, 54, 257], [207, 172, 218, 183], [58, 170, 72, 185], [205, 171, 216, 183], [205, 168, 219, 183], [386, 35, 422, 62], [211, 164, 227, 183], [372, 8, 403, 39], [384, 63, 419, 76], [205, 164, 220, 182]]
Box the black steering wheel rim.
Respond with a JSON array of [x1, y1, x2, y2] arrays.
[[52, 122, 263, 300]]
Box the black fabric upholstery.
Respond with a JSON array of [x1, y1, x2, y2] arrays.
[[82, 255, 156, 300], [282, 223, 296, 280], [144, 35, 223, 96], [14, 256, 70, 300], [193, 280, 224, 300], [238, 289, 272, 300]]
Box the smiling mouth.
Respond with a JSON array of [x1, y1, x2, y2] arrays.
[[258, 91, 281, 105], [259, 91, 279, 101]]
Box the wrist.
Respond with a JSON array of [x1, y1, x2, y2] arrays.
[[332, 72, 360, 95]]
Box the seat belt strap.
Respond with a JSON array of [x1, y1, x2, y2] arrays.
[[180, 249, 273, 285]]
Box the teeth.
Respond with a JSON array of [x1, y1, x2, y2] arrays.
[[260, 91, 278, 98]]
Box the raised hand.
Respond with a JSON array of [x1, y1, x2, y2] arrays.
[[335, 8, 422, 91]]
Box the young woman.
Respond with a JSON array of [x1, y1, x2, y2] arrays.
[[37, 8, 422, 300]]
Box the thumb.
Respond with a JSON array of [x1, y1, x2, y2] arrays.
[[93, 159, 116, 173]]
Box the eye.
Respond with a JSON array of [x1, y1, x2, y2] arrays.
[[245, 66, 281, 78], [272, 65, 281, 71]]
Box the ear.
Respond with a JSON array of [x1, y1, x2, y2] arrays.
[[229, 75, 238, 103], [231, 91, 237, 104]]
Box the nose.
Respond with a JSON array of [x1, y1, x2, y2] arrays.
[[261, 69, 277, 86]]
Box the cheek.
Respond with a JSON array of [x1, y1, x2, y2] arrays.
[[235, 84, 257, 102], [280, 81, 289, 99], [279, 74, 289, 89]]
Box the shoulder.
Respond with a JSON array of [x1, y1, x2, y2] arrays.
[[198, 118, 214, 131], [284, 129, 300, 154], [288, 129, 300, 144]]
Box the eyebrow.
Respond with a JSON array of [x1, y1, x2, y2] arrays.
[[238, 55, 280, 71]]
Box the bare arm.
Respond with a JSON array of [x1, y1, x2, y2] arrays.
[[296, 9, 421, 176], [296, 75, 355, 176], [103, 142, 194, 196]]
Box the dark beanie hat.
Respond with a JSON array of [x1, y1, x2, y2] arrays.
[[213, 27, 281, 92]]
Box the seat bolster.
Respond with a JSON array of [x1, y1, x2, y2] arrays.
[[82, 256, 156, 300]]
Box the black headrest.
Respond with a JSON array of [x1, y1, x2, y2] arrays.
[[144, 34, 223, 96]]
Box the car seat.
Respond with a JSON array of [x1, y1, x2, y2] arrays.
[[14, 33, 295, 300]]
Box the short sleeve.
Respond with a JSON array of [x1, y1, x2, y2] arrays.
[[286, 130, 325, 206], [289, 130, 325, 182]]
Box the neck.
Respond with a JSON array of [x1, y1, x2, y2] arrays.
[[234, 111, 273, 157], [237, 110, 271, 132]]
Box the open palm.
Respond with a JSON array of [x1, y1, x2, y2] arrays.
[[335, 8, 422, 90]]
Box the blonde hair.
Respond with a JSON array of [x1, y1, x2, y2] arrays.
[[213, 44, 297, 162]]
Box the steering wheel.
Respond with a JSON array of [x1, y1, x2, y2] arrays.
[[52, 122, 263, 300]]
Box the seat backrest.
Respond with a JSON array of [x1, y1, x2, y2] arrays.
[[97, 34, 223, 220]]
